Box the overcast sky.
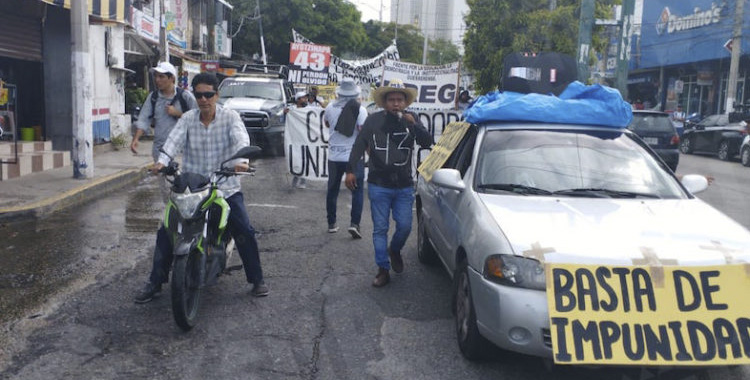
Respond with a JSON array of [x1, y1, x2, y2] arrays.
[[351, 0, 390, 23]]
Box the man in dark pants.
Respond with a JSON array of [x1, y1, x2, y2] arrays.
[[135, 73, 268, 303], [345, 79, 433, 287]]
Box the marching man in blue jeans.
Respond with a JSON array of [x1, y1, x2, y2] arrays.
[[345, 79, 433, 287], [324, 78, 368, 237]]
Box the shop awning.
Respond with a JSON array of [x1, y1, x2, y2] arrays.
[[40, 0, 131, 23]]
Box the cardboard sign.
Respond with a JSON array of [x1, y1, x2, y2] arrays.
[[285, 107, 329, 180], [288, 43, 332, 86], [547, 263, 750, 366], [417, 122, 470, 182]]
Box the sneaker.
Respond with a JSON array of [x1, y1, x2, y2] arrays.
[[348, 224, 362, 239], [251, 281, 269, 297], [389, 248, 404, 273], [134, 282, 162, 304], [372, 267, 390, 287], [328, 224, 339, 233]]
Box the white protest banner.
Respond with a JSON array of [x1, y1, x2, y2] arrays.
[[288, 43, 331, 86], [284, 107, 330, 180], [292, 29, 399, 85], [382, 60, 461, 110]]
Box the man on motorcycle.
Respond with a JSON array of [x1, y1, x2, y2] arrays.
[[135, 72, 269, 303]]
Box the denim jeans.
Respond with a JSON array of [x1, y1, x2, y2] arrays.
[[367, 183, 414, 270], [327, 160, 364, 227], [150, 191, 264, 285]]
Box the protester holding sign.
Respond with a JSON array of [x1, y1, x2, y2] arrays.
[[285, 91, 310, 189], [324, 78, 368, 237], [345, 79, 433, 287]]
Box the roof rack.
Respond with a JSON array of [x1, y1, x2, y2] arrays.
[[226, 63, 288, 80]]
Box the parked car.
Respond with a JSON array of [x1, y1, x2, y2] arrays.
[[740, 135, 750, 166], [218, 66, 295, 156], [627, 110, 680, 171], [679, 113, 748, 161], [416, 122, 750, 362]]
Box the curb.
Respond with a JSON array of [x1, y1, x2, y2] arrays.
[[0, 167, 150, 224]]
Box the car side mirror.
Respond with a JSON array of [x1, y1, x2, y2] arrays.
[[431, 168, 466, 191], [681, 174, 709, 194]]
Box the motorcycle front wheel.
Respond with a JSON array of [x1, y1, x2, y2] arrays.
[[171, 251, 202, 331]]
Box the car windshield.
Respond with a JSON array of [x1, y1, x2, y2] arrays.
[[475, 128, 686, 199], [628, 113, 674, 133], [219, 81, 282, 101]]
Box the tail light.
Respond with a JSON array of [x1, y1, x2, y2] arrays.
[[670, 134, 680, 147]]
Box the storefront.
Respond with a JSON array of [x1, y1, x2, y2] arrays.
[[634, 0, 750, 116], [0, 1, 45, 142]]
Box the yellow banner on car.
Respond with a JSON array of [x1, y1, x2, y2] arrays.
[[546, 263, 750, 366], [417, 121, 470, 182]]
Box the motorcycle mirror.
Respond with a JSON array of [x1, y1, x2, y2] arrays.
[[220, 146, 263, 167]]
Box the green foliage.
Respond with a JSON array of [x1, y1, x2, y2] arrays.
[[427, 39, 461, 65], [231, 0, 367, 63], [463, 0, 622, 94], [362, 21, 425, 64], [125, 87, 148, 110], [110, 133, 127, 150]]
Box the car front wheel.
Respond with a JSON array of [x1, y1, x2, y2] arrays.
[[679, 136, 693, 154], [742, 147, 750, 167], [718, 140, 731, 161], [454, 259, 490, 360]]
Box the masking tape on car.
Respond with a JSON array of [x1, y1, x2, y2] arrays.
[[522, 241, 555, 264], [631, 246, 678, 288]]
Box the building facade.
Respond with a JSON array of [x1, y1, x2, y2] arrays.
[[629, 0, 750, 116]]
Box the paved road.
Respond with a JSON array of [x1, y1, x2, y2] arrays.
[[1, 153, 749, 379]]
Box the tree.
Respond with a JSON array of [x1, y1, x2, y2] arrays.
[[463, 0, 618, 94], [362, 20, 425, 64], [427, 39, 461, 65], [230, 0, 367, 64]]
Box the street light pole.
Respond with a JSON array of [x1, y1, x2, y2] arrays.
[[256, 0, 268, 72], [726, 0, 744, 113]]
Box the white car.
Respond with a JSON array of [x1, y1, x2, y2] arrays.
[[416, 122, 750, 364]]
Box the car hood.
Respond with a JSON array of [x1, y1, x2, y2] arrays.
[[219, 97, 282, 112], [478, 194, 750, 266]]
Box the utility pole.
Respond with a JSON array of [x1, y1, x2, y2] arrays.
[[159, 0, 169, 61], [726, 0, 744, 113], [615, 0, 635, 101], [576, 0, 594, 82], [71, 0, 93, 178]]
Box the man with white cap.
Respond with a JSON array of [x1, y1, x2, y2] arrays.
[[345, 79, 433, 287], [286, 90, 310, 188], [131, 61, 197, 160], [323, 78, 368, 236]]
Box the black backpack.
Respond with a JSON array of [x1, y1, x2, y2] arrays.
[[334, 99, 361, 137], [500, 52, 577, 95], [150, 87, 191, 120]]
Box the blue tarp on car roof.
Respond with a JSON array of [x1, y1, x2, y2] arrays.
[[463, 81, 633, 128]]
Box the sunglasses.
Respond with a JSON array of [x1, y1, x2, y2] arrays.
[[194, 91, 216, 99]]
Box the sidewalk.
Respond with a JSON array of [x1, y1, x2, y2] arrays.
[[0, 141, 154, 223]]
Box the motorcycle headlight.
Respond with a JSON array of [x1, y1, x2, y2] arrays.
[[484, 254, 545, 290], [171, 188, 210, 219]]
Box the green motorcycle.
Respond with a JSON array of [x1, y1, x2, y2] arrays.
[[159, 146, 260, 331]]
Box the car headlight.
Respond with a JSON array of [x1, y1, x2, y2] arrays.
[[269, 105, 285, 126], [483, 254, 545, 290], [171, 188, 210, 219]]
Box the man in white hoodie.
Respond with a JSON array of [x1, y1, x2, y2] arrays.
[[323, 78, 368, 237]]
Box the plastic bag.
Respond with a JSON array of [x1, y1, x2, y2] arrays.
[[463, 81, 632, 128]]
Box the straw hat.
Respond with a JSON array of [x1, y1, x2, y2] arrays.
[[373, 79, 417, 108]]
